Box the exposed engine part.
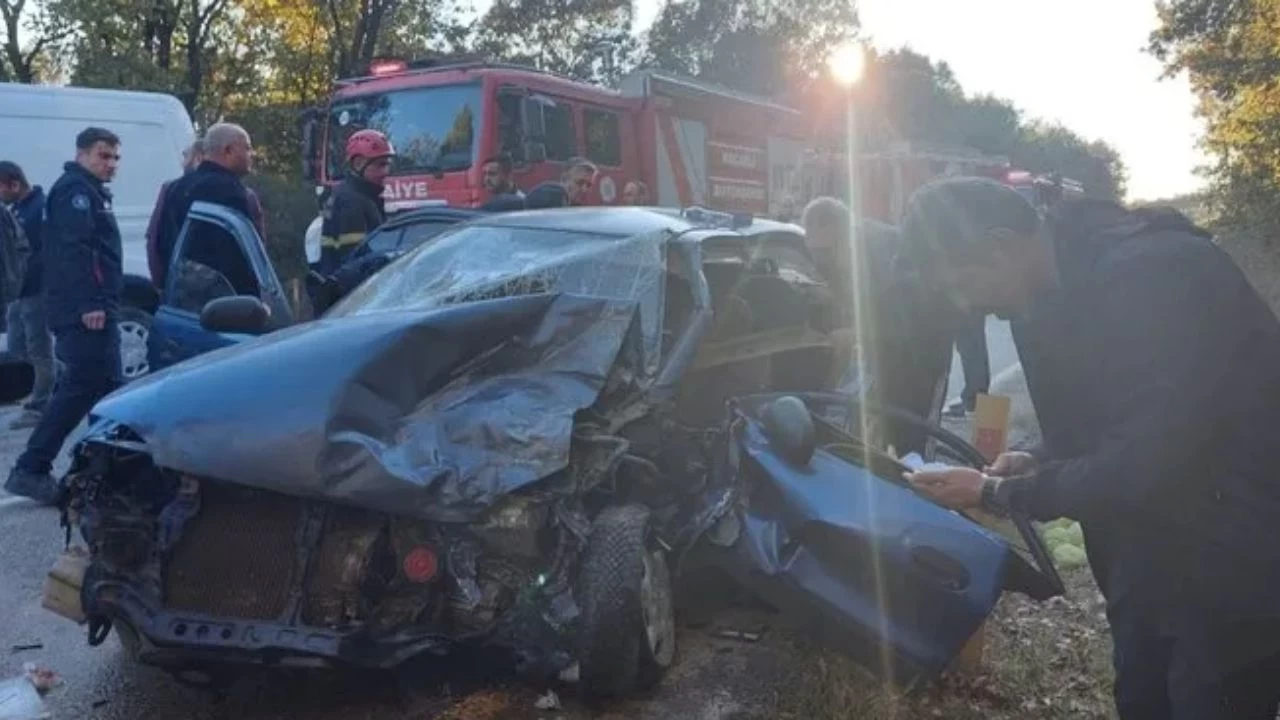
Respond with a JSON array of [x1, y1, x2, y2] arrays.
[[302, 506, 389, 628], [470, 495, 549, 560]]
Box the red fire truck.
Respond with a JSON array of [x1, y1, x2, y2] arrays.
[[301, 56, 1078, 224], [303, 57, 812, 217]]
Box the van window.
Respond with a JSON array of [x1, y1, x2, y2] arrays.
[[168, 217, 260, 314], [584, 109, 621, 167]]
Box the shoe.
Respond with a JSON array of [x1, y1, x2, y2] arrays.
[[4, 467, 60, 506], [9, 410, 40, 430], [943, 400, 967, 418]]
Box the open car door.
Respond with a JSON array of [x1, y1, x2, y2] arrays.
[[706, 392, 1063, 684], [149, 202, 294, 372]]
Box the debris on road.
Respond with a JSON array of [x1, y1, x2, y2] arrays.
[[533, 689, 561, 711], [8, 644, 41, 653], [20, 665, 59, 695], [0, 675, 49, 720], [714, 628, 763, 643]]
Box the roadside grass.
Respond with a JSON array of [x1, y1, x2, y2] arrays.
[[769, 569, 1116, 720]]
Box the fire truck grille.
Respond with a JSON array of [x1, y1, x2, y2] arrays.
[[164, 483, 304, 621]]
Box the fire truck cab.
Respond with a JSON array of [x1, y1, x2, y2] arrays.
[[301, 58, 810, 214]]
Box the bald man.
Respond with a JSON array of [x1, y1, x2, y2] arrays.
[[154, 123, 258, 297]]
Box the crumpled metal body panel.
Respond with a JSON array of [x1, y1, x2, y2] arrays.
[[715, 395, 1017, 682], [85, 293, 644, 522]]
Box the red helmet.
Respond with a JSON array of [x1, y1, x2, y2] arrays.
[[345, 129, 395, 165]]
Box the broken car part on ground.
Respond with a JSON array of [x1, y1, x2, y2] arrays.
[[46, 207, 1062, 697]]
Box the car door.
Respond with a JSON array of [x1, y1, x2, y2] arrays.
[[149, 202, 294, 371]]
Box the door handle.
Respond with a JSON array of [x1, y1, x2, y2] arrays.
[[909, 545, 970, 591]]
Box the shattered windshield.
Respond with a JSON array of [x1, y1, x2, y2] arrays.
[[328, 223, 669, 370]]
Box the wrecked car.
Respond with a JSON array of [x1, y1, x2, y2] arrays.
[[54, 206, 1062, 696]]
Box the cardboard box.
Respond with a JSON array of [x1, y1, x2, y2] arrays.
[[42, 546, 89, 624]]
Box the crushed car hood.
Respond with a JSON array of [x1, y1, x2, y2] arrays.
[[87, 293, 645, 521]]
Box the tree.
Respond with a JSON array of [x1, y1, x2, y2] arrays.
[[1, 0, 70, 82], [644, 0, 857, 96], [473, 0, 636, 84], [1150, 0, 1280, 224]]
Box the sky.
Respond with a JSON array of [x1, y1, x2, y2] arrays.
[[625, 0, 1207, 201]]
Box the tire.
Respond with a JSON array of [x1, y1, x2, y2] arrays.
[[118, 305, 153, 382], [576, 505, 676, 697]]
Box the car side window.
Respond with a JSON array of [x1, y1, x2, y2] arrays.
[[583, 109, 621, 167], [363, 227, 403, 256], [398, 221, 454, 253], [168, 216, 260, 315]]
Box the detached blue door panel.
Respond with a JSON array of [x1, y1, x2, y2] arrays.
[[148, 202, 292, 373]]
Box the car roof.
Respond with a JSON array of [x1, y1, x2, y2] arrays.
[[469, 206, 805, 243]]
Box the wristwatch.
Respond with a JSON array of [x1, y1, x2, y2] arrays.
[[980, 475, 1012, 518]]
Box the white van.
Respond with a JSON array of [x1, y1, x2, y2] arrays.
[[0, 83, 195, 276]]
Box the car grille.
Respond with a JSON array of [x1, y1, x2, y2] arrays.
[[164, 483, 303, 621]]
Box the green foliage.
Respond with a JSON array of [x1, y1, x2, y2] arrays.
[[644, 0, 857, 96], [474, 0, 636, 84], [1151, 0, 1280, 230]]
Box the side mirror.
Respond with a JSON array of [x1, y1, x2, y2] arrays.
[[200, 296, 271, 335], [299, 108, 320, 182], [761, 396, 817, 466], [523, 141, 547, 164]]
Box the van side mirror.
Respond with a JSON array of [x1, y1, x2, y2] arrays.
[[200, 296, 271, 335], [299, 108, 320, 182]]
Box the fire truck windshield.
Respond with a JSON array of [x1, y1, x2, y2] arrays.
[[328, 82, 481, 179]]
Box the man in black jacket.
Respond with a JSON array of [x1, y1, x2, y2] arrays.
[[902, 177, 1280, 718], [0, 161, 50, 428], [154, 123, 257, 296], [6, 128, 123, 506]]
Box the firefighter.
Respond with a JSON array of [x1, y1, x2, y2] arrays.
[[318, 129, 393, 275], [0, 161, 50, 429], [902, 177, 1280, 718], [5, 127, 124, 506]]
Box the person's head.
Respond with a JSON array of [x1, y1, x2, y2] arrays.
[[561, 158, 598, 205], [75, 127, 121, 183], [345, 129, 395, 187], [182, 139, 206, 172], [0, 161, 30, 204], [622, 180, 649, 206], [901, 177, 1055, 316], [482, 154, 515, 193], [203, 123, 253, 176], [801, 196, 852, 269]]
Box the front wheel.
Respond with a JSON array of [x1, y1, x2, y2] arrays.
[[576, 505, 676, 697], [117, 305, 153, 381]]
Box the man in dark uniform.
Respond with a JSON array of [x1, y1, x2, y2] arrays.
[[153, 123, 257, 295], [903, 178, 1280, 718], [5, 127, 124, 506], [318, 129, 393, 275], [0, 161, 49, 428]]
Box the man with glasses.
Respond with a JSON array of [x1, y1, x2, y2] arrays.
[[526, 158, 598, 209], [6, 127, 124, 506]]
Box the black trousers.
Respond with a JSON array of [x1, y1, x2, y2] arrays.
[[953, 313, 990, 406], [1089, 527, 1280, 719]]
